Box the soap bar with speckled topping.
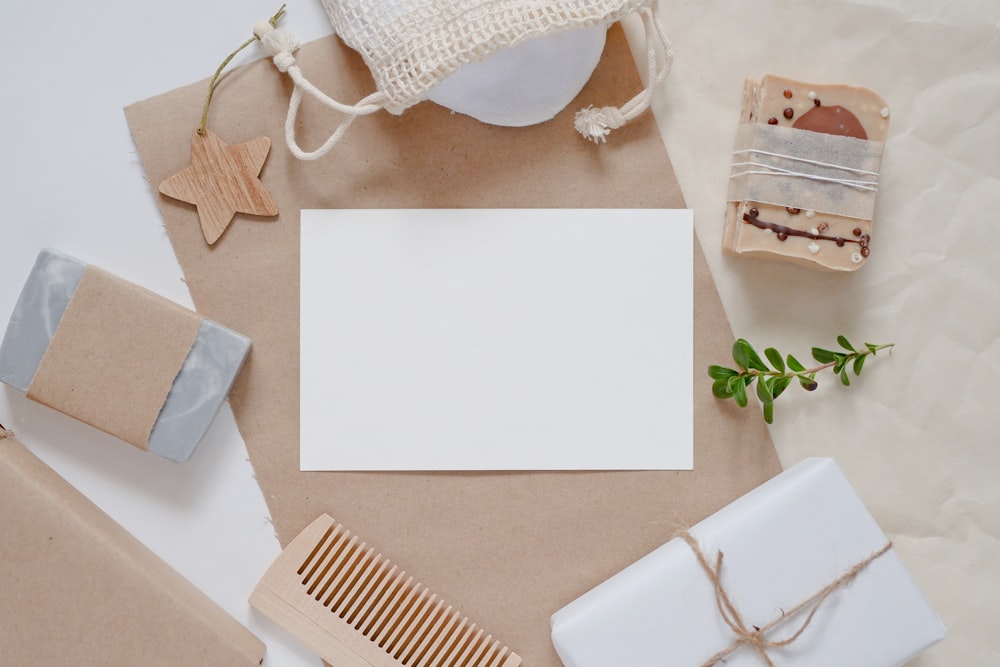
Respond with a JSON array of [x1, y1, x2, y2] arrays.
[[724, 75, 890, 272]]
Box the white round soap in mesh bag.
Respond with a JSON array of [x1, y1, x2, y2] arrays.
[[254, 0, 673, 160], [427, 25, 607, 127]]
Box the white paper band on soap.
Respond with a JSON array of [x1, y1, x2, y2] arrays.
[[727, 123, 884, 220]]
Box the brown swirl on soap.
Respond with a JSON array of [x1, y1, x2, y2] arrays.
[[743, 208, 871, 257]]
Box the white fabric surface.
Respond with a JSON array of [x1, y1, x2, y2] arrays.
[[631, 1, 1000, 663]]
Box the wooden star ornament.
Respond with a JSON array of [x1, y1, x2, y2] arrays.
[[159, 129, 278, 245]]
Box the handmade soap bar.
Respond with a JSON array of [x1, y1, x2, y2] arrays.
[[724, 75, 889, 271], [0, 248, 250, 462], [550, 458, 945, 667], [0, 428, 265, 665]]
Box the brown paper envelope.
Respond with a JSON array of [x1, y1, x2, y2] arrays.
[[0, 429, 265, 666], [126, 25, 780, 665]]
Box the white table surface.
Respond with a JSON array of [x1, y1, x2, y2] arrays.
[[1, 2, 331, 665], [1, 1, 996, 665]]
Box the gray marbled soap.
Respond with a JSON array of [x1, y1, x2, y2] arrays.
[[0, 249, 251, 462]]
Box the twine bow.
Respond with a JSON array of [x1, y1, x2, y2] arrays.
[[677, 531, 892, 666]]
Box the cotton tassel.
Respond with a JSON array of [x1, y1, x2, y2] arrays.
[[254, 19, 387, 160], [575, 3, 674, 143], [574, 106, 627, 143]]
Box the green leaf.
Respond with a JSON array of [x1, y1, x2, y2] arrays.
[[733, 379, 748, 408], [732, 340, 749, 370], [812, 347, 837, 364], [711, 337, 893, 424], [772, 375, 793, 399], [853, 354, 866, 376], [833, 355, 848, 375], [712, 378, 735, 399], [733, 339, 768, 372], [746, 346, 768, 372], [764, 348, 785, 372], [756, 376, 774, 404], [708, 365, 738, 380], [786, 354, 806, 372]]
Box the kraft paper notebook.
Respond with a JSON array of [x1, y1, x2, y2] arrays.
[[0, 429, 265, 666], [125, 25, 781, 665]]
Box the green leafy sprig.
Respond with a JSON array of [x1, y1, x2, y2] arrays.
[[708, 336, 894, 424]]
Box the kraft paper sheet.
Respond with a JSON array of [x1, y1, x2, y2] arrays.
[[0, 428, 265, 665], [126, 25, 780, 665]]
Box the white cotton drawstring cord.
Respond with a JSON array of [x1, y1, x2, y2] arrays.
[[254, 21, 388, 161], [256, 2, 672, 155], [574, 2, 674, 143]]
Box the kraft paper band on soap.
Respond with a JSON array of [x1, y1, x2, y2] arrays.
[[27, 266, 203, 450], [727, 123, 884, 220]]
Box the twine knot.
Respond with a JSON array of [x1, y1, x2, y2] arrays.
[[574, 105, 626, 143], [254, 21, 299, 73], [745, 629, 768, 651], [272, 50, 296, 73], [675, 531, 893, 667]]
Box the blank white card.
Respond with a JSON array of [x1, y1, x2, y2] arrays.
[[300, 209, 693, 471]]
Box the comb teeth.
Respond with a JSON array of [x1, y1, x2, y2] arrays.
[[250, 514, 522, 667]]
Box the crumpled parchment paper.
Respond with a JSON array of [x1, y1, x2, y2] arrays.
[[631, 1, 1000, 662]]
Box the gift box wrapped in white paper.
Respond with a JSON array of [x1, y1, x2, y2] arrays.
[[550, 458, 945, 666]]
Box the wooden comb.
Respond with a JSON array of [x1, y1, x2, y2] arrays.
[[250, 514, 522, 667]]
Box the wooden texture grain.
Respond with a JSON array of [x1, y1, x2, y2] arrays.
[[159, 130, 278, 244]]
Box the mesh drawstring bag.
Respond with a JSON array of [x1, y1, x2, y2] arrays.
[[254, 0, 673, 160]]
